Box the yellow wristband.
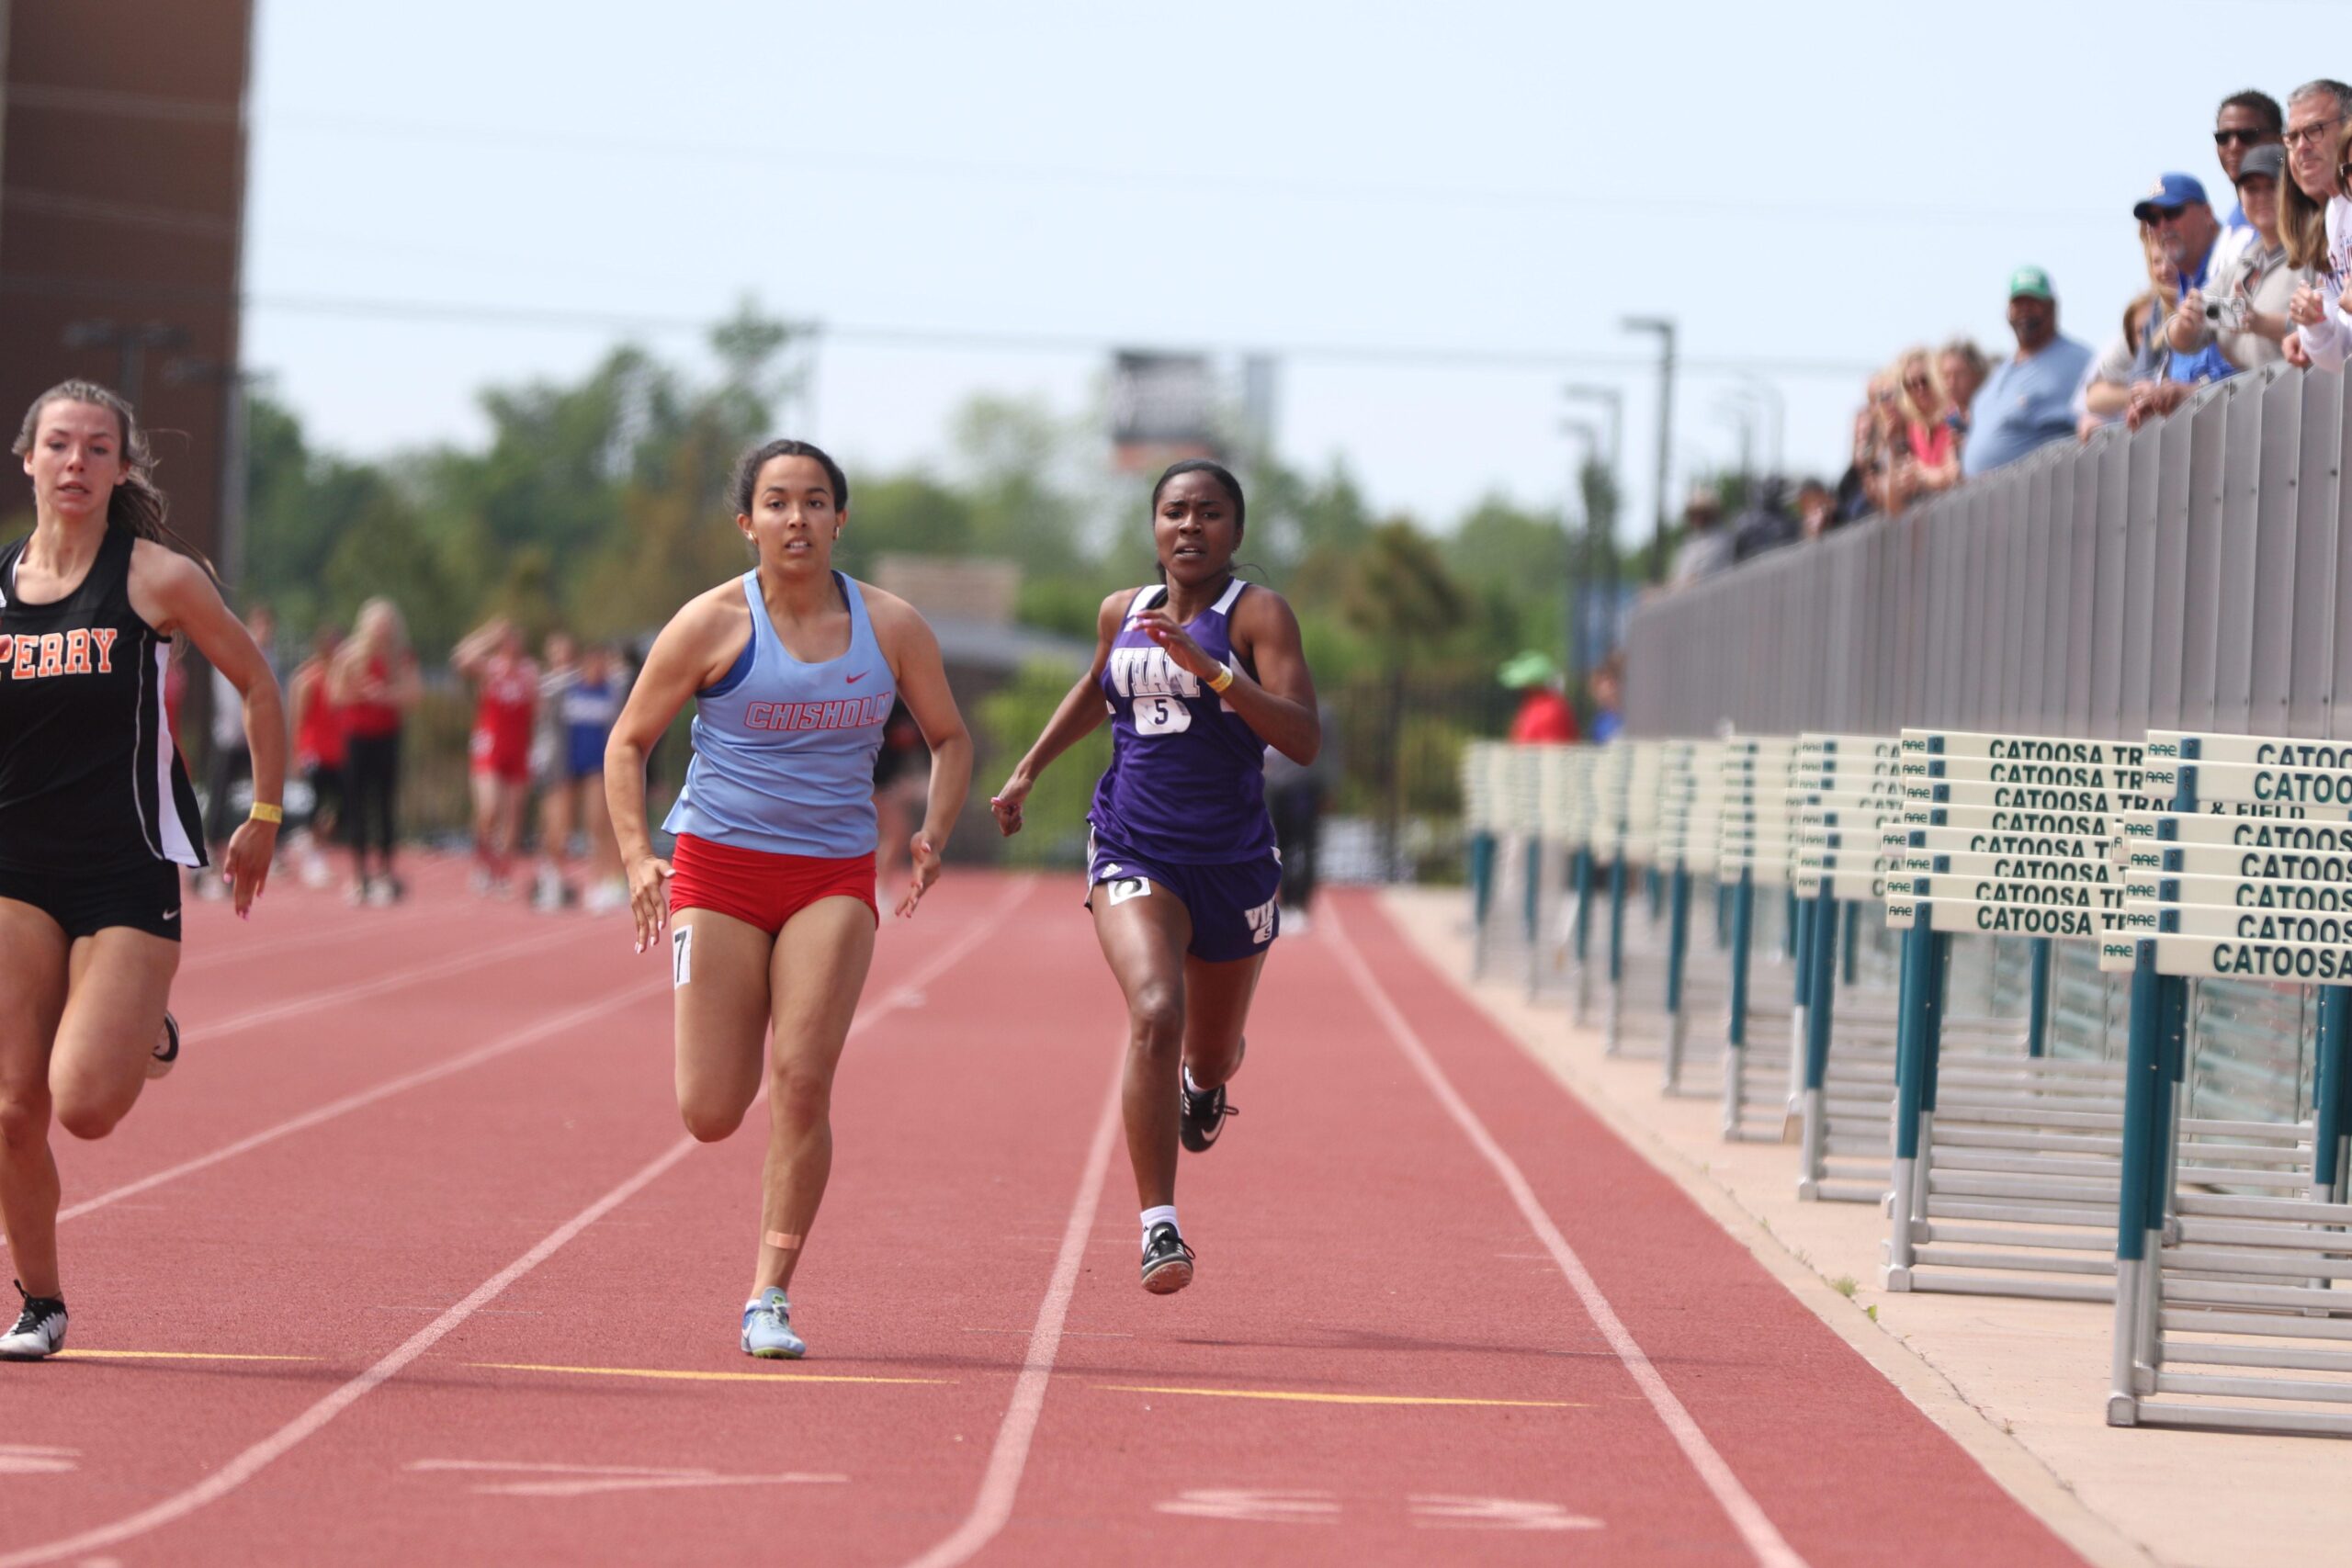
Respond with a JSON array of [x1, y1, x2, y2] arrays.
[[1207, 662, 1235, 694], [248, 802, 284, 824]]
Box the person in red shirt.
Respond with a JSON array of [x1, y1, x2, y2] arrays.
[[288, 621, 348, 888], [1499, 650, 1578, 743], [330, 599, 420, 905], [453, 616, 538, 897]]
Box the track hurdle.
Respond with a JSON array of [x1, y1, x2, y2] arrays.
[[1880, 728, 2154, 1301], [1717, 737, 1803, 1140], [2108, 733, 2352, 1436], [1787, 734, 1908, 1198]]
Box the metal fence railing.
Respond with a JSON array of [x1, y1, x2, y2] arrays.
[[1621, 360, 2352, 1127], [1624, 361, 2346, 743]]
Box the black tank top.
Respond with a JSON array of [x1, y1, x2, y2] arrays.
[[0, 527, 207, 874]]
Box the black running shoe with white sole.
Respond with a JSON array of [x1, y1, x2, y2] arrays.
[[149, 1011, 180, 1080], [1178, 1077, 1236, 1154], [1, 1280, 67, 1360], [1140, 1222, 1194, 1294]]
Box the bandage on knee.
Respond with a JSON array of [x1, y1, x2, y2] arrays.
[[764, 1231, 804, 1251]]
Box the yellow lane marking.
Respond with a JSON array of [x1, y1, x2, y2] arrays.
[[1094, 1383, 1585, 1408], [465, 1361, 948, 1386], [53, 1349, 322, 1363]]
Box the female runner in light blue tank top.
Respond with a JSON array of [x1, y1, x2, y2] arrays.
[[605, 439, 972, 1359]]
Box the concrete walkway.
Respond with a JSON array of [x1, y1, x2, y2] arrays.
[[1379, 886, 2346, 1568]]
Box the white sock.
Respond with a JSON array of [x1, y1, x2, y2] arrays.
[[1141, 1205, 1179, 1248]]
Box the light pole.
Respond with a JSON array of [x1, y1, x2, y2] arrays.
[[1562, 384, 1624, 682], [1714, 395, 1758, 492], [1621, 317, 1676, 585], [1560, 419, 1603, 695], [1738, 372, 1785, 479], [63, 320, 188, 407]]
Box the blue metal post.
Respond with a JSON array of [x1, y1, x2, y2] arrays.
[[2312, 986, 2346, 1198], [2025, 937, 2052, 1058]]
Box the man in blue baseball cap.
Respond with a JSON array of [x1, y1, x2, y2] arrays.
[[1962, 266, 2093, 479], [2130, 174, 2233, 416]]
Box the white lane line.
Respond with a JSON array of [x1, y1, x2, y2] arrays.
[[900, 1045, 1124, 1568], [177, 900, 441, 975], [181, 925, 582, 1043], [1322, 898, 1810, 1568], [0, 876, 1035, 1567], [0, 1136, 702, 1568], [49, 978, 664, 1228]]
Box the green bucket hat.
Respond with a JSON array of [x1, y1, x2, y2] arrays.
[[1498, 650, 1561, 689]]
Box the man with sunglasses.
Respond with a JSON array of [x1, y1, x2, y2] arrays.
[[2211, 90, 2284, 276], [2123, 175, 2233, 431]]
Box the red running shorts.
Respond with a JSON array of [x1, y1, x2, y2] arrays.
[[666, 832, 877, 934]]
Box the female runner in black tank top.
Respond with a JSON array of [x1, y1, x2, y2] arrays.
[[0, 381, 286, 1361]]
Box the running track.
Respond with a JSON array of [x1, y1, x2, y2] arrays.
[[1, 862, 2082, 1566]]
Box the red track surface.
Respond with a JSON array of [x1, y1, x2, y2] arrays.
[[2, 864, 2083, 1566]]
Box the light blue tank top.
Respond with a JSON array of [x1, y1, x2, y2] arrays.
[[663, 571, 893, 858]]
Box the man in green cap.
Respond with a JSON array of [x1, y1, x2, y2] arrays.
[[1500, 650, 1577, 743], [1961, 265, 2093, 478]]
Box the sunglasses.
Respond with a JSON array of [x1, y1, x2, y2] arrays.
[[2285, 112, 2348, 150], [1904, 376, 1932, 390], [2212, 128, 2270, 148]]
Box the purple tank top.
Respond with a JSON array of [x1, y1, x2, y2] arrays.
[[1089, 580, 1275, 864]]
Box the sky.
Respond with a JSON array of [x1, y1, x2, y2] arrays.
[[243, 0, 2342, 549]]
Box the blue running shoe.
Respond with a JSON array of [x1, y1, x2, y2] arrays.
[[741, 1288, 805, 1359]]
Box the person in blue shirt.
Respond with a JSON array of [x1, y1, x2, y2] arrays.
[[2131, 174, 2235, 420], [1961, 267, 2096, 479]]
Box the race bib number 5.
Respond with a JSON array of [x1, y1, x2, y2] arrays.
[[1134, 694, 1191, 735]]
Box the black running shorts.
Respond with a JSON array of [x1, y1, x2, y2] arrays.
[[0, 860, 183, 942]]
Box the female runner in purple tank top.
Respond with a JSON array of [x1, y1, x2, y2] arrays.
[[991, 460, 1320, 1294], [605, 439, 972, 1359]]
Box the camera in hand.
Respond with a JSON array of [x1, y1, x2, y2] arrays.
[[2202, 293, 2246, 333]]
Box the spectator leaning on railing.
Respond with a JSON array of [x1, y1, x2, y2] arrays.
[[2171, 144, 2296, 373], [2211, 89, 2285, 275], [1668, 484, 1733, 588], [2078, 221, 2177, 435], [2125, 175, 2232, 429], [2281, 78, 2352, 368], [1933, 338, 1986, 474], [1962, 267, 2092, 479]]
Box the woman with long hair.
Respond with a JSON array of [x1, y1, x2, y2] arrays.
[[989, 459, 1320, 1294], [0, 379, 285, 1359], [605, 438, 971, 1359], [330, 597, 419, 905]]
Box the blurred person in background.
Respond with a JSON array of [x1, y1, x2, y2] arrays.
[[2078, 224, 2178, 435], [538, 639, 628, 915], [286, 622, 345, 890], [1262, 698, 1335, 936], [1882, 348, 1955, 509], [1963, 266, 2092, 477], [452, 616, 537, 898], [1936, 340, 1988, 454], [2211, 90, 2285, 275], [1833, 406, 1880, 525], [1500, 650, 1577, 743], [529, 631, 580, 911], [2170, 143, 2295, 373], [1588, 652, 1625, 743], [330, 598, 418, 905], [199, 603, 276, 897], [2125, 174, 2232, 429], [1731, 477, 1798, 558], [869, 697, 929, 908], [2280, 79, 2352, 367], [1795, 479, 1838, 540], [1668, 485, 1733, 586]]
